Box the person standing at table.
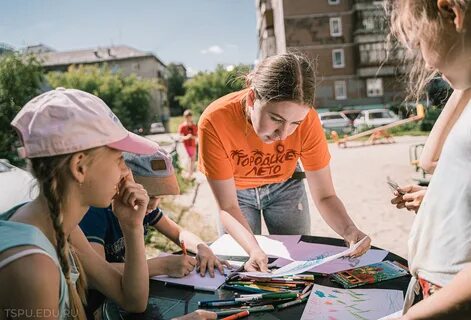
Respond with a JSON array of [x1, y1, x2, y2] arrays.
[[198, 52, 371, 273], [178, 109, 198, 179], [389, 0, 471, 318]]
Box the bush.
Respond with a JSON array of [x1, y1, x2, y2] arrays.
[[0, 54, 43, 165], [47, 64, 163, 132]]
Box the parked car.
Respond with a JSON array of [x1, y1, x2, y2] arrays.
[[353, 109, 399, 131], [149, 122, 166, 134], [318, 112, 352, 134], [340, 110, 362, 126], [0, 159, 38, 212]]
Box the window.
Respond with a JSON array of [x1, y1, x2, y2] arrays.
[[366, 78, 384, 97], [329, 17, 342, 37], [328, 0, 340, 4], [334, 81, 347, 100], [332, 49, 345, 68]]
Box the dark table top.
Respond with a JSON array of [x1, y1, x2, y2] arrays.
[[102, 235, 410, 320]]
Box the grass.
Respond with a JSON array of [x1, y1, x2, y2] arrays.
[[169, 116, 184, 133]]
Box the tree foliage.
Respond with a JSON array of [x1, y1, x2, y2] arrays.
[[47, 64, 162, 132], [178, 64, 250, 116], [0, 53, 43, 164], [167, 63, 187, 116]]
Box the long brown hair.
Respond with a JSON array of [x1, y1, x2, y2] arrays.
[[389, 0, 470, 100], [30, 154, 88, 319], [246, 52, 317, 107]]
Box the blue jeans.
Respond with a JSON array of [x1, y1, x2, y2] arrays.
[[236, 175, 311, 235]]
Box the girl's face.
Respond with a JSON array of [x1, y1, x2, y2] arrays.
[[81, 147, 128, 208], [249, 97, 310, 144]]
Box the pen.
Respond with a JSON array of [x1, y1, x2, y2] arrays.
[[214, 305, 274, 317], [221, 310, 250, 320], [180, 240, 187, 256], [276, 297, 308, 310], [238, 292, 298, 301], [301, 283, 313, 295]]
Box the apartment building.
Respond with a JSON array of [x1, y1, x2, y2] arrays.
[[256, 0, 406, 111]]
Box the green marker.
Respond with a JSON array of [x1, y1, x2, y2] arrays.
[[276, 297, 308, 310]]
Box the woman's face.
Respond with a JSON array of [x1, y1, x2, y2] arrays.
[[81, 147, 128, 208], [419, 16, 471, 89], [250, 98, 310, 144]]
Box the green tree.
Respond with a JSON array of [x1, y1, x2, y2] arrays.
[[47, 64, 163, 132], [0, 53, 43, 164], [178, 64, 250, 116], [167, 63, 187, 116]]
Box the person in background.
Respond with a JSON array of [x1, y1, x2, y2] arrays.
[[178, 109, 198, 180]]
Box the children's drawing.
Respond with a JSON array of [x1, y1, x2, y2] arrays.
[[300, 284, 403, 320]]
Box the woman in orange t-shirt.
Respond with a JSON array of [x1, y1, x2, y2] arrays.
[[198, 53, 371, 272]]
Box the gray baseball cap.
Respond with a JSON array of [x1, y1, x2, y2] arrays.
[[124, 149, 180, 196]]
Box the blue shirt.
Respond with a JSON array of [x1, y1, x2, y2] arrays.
[[79, 206, 163, 263]]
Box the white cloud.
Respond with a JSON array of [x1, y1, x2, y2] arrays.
[[200, 45, 224, 55], [186, 66, 198, 77], [225, 65, 235, 72]]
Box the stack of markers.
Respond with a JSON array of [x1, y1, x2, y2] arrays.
[[198, 274, 314, 318]]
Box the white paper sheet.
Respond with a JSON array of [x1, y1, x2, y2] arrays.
[[378, 310, 403, 319], [240, 237, 368, 278], [285, 241, 389, 274], [150, 253, 228, 291], [209, 234, 301, 260], [300, 284, 404, 320]]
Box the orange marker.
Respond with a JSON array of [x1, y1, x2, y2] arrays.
[[180, 240, 187, 256], [221, 310, 250, 320]]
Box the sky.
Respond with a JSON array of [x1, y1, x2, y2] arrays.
[[0, 0, 258, 76]]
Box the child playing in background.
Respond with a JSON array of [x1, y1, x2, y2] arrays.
[[178, 109, 198, 180]]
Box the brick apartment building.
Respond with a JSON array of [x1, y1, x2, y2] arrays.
[[255, 0, 406, 111]]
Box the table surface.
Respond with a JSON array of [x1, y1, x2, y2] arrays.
[[102, 235, 410, 320]]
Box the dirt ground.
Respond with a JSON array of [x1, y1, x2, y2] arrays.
[[150, 134, 429, 260]]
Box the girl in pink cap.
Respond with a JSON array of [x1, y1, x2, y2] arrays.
[[0, 88, 215, 320]]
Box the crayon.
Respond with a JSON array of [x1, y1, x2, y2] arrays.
[[276, 297, 308, 310], [220, 310, 250, 320]]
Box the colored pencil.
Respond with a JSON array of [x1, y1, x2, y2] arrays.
[[276, 297, 308, 310], [180, 240, 187, 256]]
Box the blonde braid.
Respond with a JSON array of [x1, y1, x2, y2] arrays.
[[32, 156, 88, 319]]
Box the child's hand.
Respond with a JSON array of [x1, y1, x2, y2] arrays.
[[391, 185, 427, 213], [163, 255, 197, 278], [112, 170, 149, 229], [172, 310, 217, 320], [195, 244, 231, 277]]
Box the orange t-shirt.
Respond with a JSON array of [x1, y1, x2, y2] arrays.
[[198, 89, 331, 190]]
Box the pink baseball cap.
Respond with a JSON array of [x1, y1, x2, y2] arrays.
[[11, 87, 160, 158]]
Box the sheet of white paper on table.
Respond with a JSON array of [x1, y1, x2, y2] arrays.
[[300, 284, 404, 320], [271, 241, 389, 274], [378, 310, 403, 319], [209, 234, 301, 260], [150, 253, 227, 291], [240, 237, 368, 278]]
